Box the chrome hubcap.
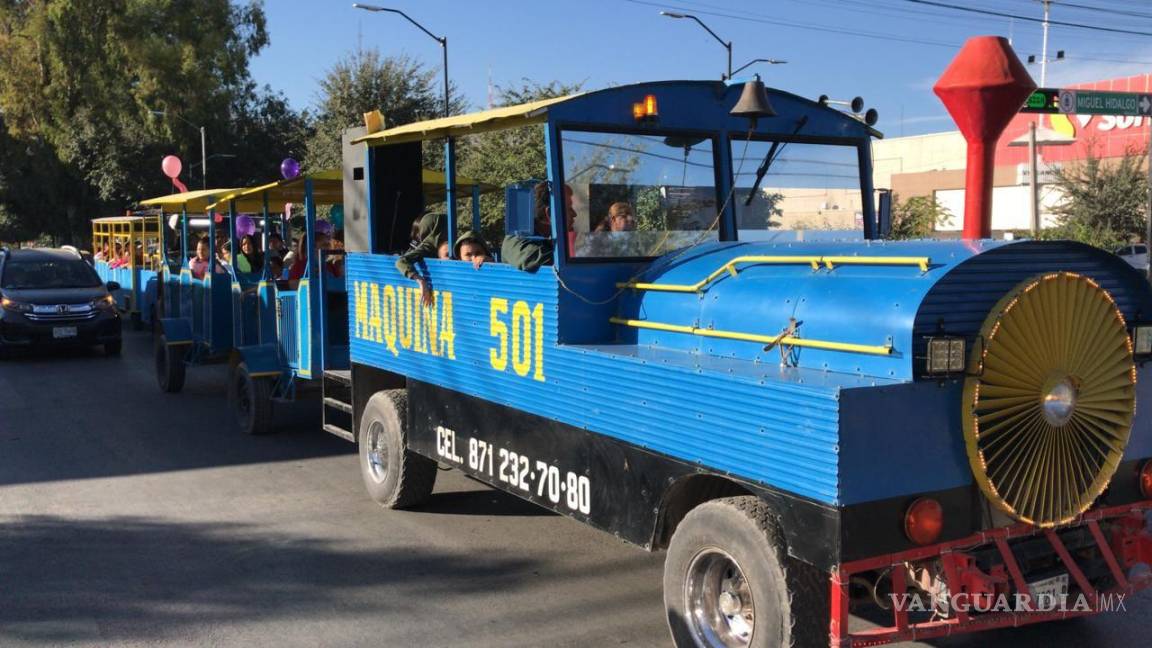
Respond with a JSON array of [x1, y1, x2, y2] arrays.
[[366, 421, 388, 483], [1042, 376, 1078, 426], [686, 548, 755, 647]]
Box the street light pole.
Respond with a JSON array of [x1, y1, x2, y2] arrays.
[[352, 3, 449, 118], [660, 11, 732, 80], [151, 109, 207, 188]]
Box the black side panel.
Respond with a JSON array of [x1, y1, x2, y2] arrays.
[[405, 380, 842, 569], [369, 142, 424, 254]]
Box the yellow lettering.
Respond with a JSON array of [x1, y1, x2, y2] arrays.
[[426, 293, 440, 357], [398, 285, 412, 350], [382, 284, 398, 356], [512, 300, 531, 377], [439, 291, 456, 359], [490, 297, 508, 371], [533, 302, 546, 381], [412, 287, 426, 354], [368, 283, 383, 344], [354, 281, 369, 340]]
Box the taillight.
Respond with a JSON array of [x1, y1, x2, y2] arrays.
[[904, 497, 944, 546], [1139, 461, 1152, 499]]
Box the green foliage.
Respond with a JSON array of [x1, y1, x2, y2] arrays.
[[1043, 146, 1148, 251], [457, 79, 583, 243], [888, 194, 953, 240], [304, 48, 463, 173], [0, 0, 307, 243]]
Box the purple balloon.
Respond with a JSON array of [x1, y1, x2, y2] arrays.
[[235, 215, 256, 238], [315, 220, 333, 236], [280, 158, 300, 180]]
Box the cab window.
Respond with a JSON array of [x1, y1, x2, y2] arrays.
[[561, 129, 719, 259], [730, 138, 864, 240]]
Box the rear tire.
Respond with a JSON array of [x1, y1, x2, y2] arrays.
[[663, 496, 829, 648], [358, 390, 436, 509], [104, 339, 122, 356], [155, 335, 186, 393], [229, 362, 274, 435]]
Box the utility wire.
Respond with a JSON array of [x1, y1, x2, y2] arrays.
[[1050, 0, 1152, 21], [627, 0, 960, 49], [903, 0, 1152, 37]]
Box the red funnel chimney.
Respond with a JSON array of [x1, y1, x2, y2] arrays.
[[934, 36, 1036, 240]]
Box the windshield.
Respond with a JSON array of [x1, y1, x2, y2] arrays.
[[1, 259, 103, 290], [561, 129, 720, 259], [731, 138, 865, 240]]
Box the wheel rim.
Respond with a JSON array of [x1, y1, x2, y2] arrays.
[[366, 421, 389, 483], [155, 343, 167, 386], [235, 373, 253, 427], [685, 548, 755, 648]]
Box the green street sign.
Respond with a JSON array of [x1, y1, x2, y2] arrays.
[[1059, 89, 1152, 116], [1020, 88, 1059, 114], [1020, 88, 1152, 116]]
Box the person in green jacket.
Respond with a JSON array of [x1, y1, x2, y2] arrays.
[[396, 211, 447, 306], [500, 181, 574, 272]]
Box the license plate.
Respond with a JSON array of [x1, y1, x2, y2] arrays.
[[52, 326, 77, 339], [1028, 573, 1069, 600]]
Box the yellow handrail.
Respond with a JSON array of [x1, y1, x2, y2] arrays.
[[617, 254, 930, 294], [609, 317, 893, 356]]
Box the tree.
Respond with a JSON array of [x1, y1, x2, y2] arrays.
[[304, 48, 462, 172], [0, 0, 292, 243], [1044, 146, 1148, 251], [888, 194, 953, 240], [457, 79, 583, 243]]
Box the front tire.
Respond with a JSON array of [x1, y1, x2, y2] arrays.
[[358, 390, 436, 509], [155, 335, 186, 393], [663, 496, 828, 648], [104, 339, 122, 356], [229, 362, 274, 435]]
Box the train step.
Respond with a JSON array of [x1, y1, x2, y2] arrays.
[[323, 369, 351, 386], [323, 396, 353, 414], [322, 423, 355, 442]]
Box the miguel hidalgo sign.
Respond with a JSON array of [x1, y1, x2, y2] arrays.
[[1022, 87, 1152, 117]]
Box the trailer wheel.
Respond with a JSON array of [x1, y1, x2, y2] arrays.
[[359, 390, 436, 509], [155, 335, 186, 393], [229, 362, 274, 435], [664, 496, 828, 648]]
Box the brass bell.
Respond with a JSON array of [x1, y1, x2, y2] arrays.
[[730, 75, 776, 125]]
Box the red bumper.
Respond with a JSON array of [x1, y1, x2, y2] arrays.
[[831, 502, 1152, 647]]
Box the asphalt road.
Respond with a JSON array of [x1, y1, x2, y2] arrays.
[[0, 331, 1148, 647]]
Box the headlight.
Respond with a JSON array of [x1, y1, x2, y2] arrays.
[[1133, 326, 1152, 355], [91, 294, 116, 310], [0, 297, 32, 313], [926, 336, 966, 375]]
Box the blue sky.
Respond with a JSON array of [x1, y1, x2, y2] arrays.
[[249, 0, 1152, 137]]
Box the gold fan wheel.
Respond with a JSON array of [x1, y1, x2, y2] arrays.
[[963, 272, 1136, 528]]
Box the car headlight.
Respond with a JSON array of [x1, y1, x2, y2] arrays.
[[0, 297, 32, 313], [91, 294, 117, 310]]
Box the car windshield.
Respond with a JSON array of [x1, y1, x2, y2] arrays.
[[1, 259, 103, 290]]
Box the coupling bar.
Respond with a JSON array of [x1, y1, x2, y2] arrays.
[[617, 255, 930, 293], [609, 317, 893, 356]]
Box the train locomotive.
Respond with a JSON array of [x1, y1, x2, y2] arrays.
[[137, 36, 1152, 648]]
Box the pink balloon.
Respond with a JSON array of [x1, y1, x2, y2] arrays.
[[162, 155, 183, 179]]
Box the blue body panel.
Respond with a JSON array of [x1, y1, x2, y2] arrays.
[[349, 237, 1152, 507]]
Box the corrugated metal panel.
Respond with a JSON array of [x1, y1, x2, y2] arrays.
[[348, 253, 843, 504]]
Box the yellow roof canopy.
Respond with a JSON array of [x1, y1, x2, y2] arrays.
[[206, 168, 497, 212], [352, 95, 576, 146], [139, 188, 244, 212]]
